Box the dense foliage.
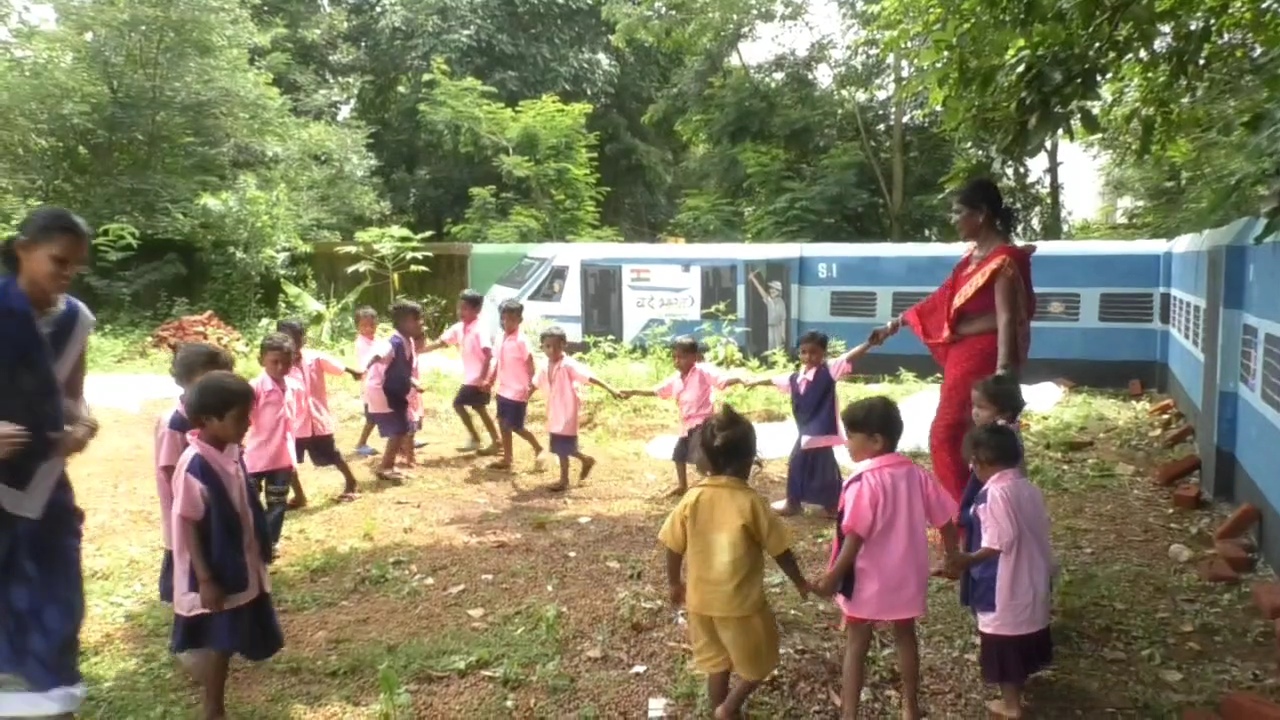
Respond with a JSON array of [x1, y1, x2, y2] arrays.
[[0, 0, 1275, 325]]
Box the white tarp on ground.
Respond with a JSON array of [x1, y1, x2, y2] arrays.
[[84, 374, 181, 412], [644, 382, 1067, 470]]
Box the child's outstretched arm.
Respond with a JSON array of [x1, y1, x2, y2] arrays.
[[419, 338, 449, 354], [772, 550, 811, 599], [588, 376, 623, 400], [836, 340, 876, 365]]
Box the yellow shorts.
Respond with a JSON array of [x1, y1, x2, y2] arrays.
[[686, 608, 780, 681]]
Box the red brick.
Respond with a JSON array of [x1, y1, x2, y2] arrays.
[[1173, 484, 1202, 510], [1163, 424, 1196, 448], [1215, 540, 1256, 573], [1149, 398, 1176, 416], [1182, 709, 1221, 720], [1198, 558, 1240, 584], [1154, 455, 1201, 486], [1221, 691, 1280, 720], [1252, 583, 1280, 620], [1215, 504, 1262, 541], [1129, 379, 1145, 397]]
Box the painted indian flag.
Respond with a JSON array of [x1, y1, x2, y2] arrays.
[[629, 268, 651, 284]]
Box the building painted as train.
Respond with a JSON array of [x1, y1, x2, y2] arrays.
[[475, 219, 1280, 569]]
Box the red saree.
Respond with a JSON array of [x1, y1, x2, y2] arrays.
[[902, 243, 1035, 503]]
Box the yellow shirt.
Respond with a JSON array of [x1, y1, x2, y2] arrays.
[[658, 476, 793, 617]]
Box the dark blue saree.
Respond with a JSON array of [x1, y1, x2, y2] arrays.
[[0, 279, 94, 717]]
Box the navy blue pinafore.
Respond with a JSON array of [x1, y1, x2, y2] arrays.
[[785, 364, 842, 509]]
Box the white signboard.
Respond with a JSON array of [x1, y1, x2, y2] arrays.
[[621, 264, 701, 340]]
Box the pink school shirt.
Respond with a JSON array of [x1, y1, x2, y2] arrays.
[[356, 333, 378, 405], [655, 363, 732, 432], [832, 453, 957, 621], [533, 356, 595, 436], [170, 439, 271, 616], [441, 320, 493, 387], [288, 349, 346, 439], [363, 332, 416, 414], [771, 356, 854, 449], [153, 404, 189, 550], [244, 372, 296, 473], [975, 468, 1054, 636], [494, 331, 535, 403]]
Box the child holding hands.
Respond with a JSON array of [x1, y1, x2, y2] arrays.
[[659, 405, 810, 720], [813, 396, 959, 720], [951, 423, 1054, 719]]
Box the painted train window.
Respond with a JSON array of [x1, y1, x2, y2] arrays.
[[529, 265, 569, 302], [890, 291, 929, 317], [1159, 292, 1171, 326], [1261, 332, 1280, 413], [1192, 304, 1203, 350], [1242, 323, 1259, 391], [1034, 292, 1081, 322], [1098, 292, 1156, 324], [828, 291, 877, 318]]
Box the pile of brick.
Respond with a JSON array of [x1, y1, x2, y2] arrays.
[[1138, 387, 1280, 717]]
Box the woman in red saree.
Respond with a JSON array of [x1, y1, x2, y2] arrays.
[[873, 178, 1035, 503]]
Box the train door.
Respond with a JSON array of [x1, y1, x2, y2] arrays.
[[700, 265, 738, 319], [581, 264, 624, 341], [745, 261, 792, 356]]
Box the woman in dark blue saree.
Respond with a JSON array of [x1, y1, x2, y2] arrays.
[[0, 208, 97, 718]]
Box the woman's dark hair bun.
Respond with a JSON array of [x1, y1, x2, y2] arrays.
[[956, 177, 1018, 237], [0, 233, 19, 274]]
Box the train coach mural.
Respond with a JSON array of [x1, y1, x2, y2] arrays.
[[472, 220, 1280, 569]]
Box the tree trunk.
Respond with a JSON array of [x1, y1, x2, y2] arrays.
[[889, 56, 905, 241], [1045, 136, 1063, 239]]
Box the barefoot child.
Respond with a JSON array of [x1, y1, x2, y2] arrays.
[[529, 326, 621, 492], [622, 336, 747, 496], [244, 333, 298, 552], [748, 331, 877, 517], [813, 396, 960, 720], [420, 289, 500, 455], [170, 371, 284, 720], [276, 319, 363, 503], [950, 423, 1054, 718], [952, 373, 1028, 560], [659, 405, 810, 719], [485, 300, 544, 471], [364, 300, 424, 483], [156, 342, 236, 603], [352, 306, 380, 457]]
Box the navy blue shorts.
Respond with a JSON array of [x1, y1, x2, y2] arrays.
[[496, 396, 528, 431], [295, 435, 342, 467], [549, 433, 578, 458], [672, 424, 704, 464], [454, 384, 491, 408], [369, 411, 412, 438]]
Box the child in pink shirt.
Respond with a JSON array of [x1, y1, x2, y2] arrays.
[[813, 396, 959, 720], [169, 371, 282, 720], [420, 289, 500, 456], [748, 331, 878, 517], [155, 342, 235, 604], [621, 336, 744, 497], [243, 333, 297, 551], [529, 326, 622, 492], [276, 319, 363, 503], [950, 423, 1054, 719], [485, 299, 544, 471], [353, 306, 380, 457]]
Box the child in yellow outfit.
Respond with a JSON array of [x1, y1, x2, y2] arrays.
[[658, 405, 811, 719]]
